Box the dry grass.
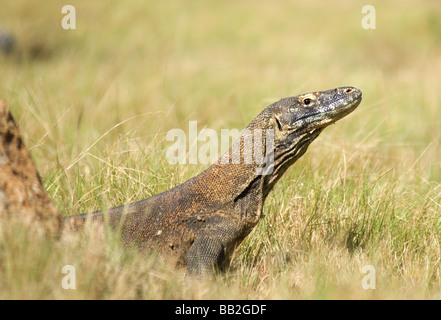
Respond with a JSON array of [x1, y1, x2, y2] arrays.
[[0, 0, 440, 299]]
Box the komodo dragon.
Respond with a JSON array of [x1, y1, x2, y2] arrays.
[[69, 86, 362, 275]]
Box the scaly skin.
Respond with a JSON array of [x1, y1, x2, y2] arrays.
[[69, 86, 362, 275]]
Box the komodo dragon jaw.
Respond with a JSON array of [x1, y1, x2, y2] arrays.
[[69, 86, 362, 276]]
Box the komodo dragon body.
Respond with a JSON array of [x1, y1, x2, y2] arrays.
[[70, 86, 362, 274]]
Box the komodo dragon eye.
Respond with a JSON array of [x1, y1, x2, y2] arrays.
[[303, 98, 311, 105]]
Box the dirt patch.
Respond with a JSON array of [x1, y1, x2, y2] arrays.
[[0, 99, 62, 234]]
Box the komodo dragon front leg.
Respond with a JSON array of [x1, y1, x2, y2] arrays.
[[69, 86, 362, 275], [184, 211, 251, 274]]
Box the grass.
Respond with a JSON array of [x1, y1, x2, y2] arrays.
[[0, 0, 441, 299]]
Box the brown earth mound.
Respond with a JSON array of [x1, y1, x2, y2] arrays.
[[0, 99, 62, 234]]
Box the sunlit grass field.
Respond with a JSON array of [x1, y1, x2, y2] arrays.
[[1, 0, 441, 299]]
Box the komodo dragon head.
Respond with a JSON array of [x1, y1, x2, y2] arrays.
[[242, 86, 362, 195], [272, 86, 361, 137]]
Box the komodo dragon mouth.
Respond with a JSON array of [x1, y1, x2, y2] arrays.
[[68, 86, 362, 275]]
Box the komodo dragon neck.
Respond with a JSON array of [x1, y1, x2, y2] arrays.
[[70, 86, 362, 275]]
